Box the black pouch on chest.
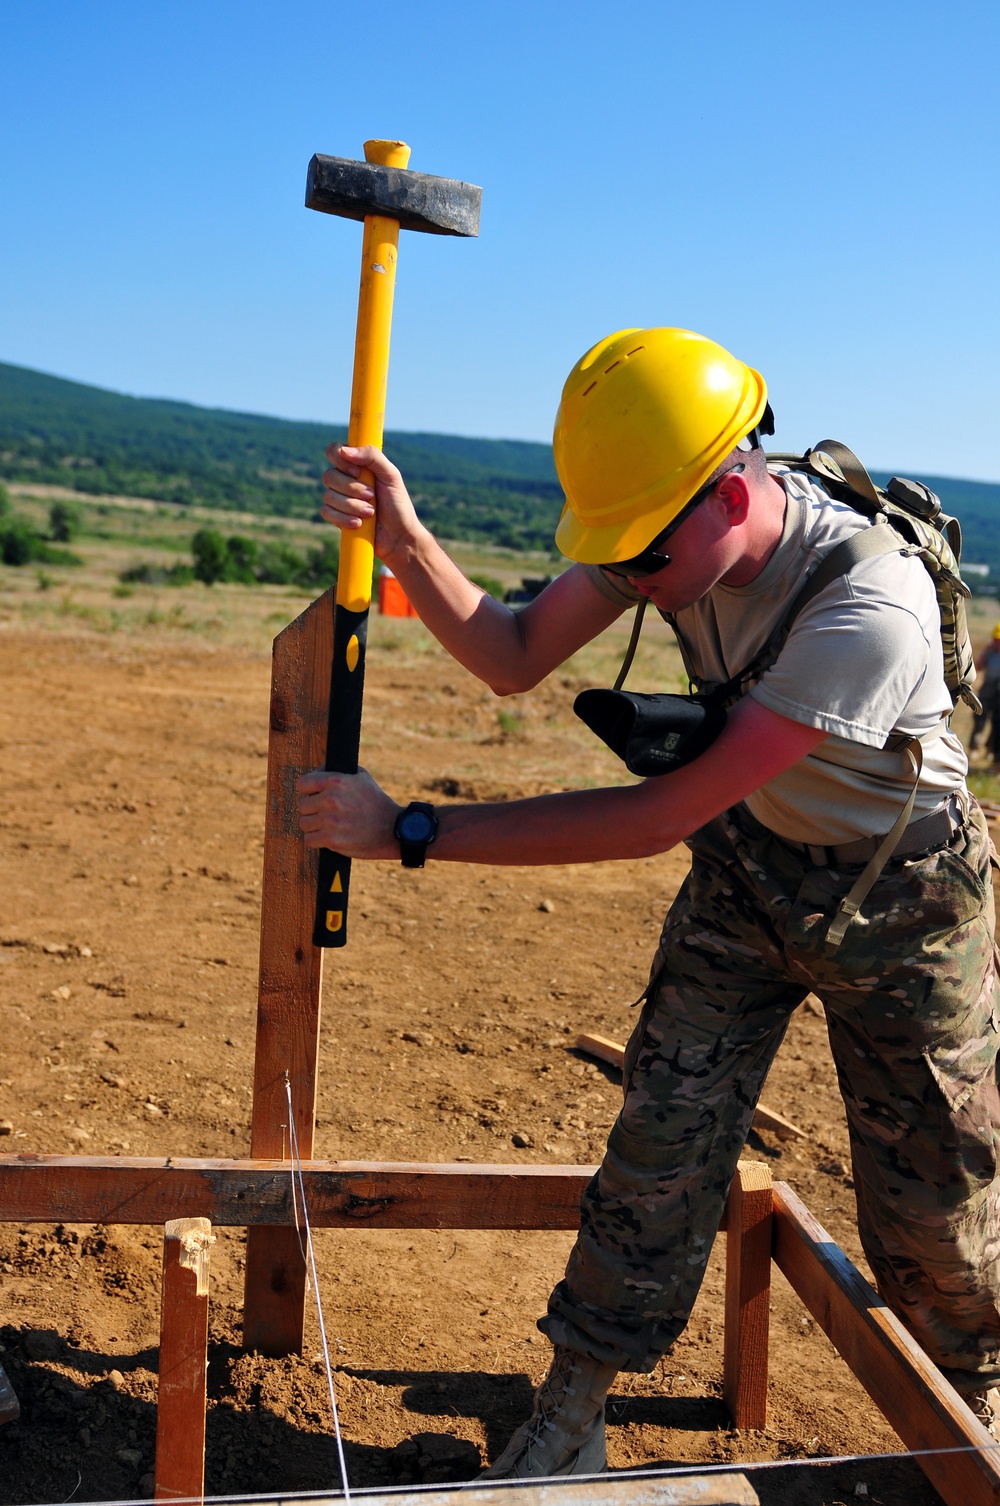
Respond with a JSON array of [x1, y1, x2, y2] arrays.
[[573, 687, 728, 777]]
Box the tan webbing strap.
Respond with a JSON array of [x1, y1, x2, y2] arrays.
[[808, 439, 884, 511], [614, 597, 648, 691], [781, 518, 905, 636], [826, 737, 923, 949]]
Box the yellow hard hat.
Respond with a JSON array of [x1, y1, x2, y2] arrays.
[[992, 623, 1000, 639], [553, 327, 768, 563]]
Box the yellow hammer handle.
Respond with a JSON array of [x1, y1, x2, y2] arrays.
[[336, 138, 410, 612]]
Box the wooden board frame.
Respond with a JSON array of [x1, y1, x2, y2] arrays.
[[3, 1151, 995, 1506], [2, 597, 992, 1503]]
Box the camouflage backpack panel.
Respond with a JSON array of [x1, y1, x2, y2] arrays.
[[779, 443, 982, 717], [879, 499, 981, 715]]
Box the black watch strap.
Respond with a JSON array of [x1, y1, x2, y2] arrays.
[[394, 801, 438, 869]]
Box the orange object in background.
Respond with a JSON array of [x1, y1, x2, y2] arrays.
[[377, 569, 420, 618]]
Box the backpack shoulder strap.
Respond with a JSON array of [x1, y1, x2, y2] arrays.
[[708, 518, 908, 703], [807, 440, 884, 512], [781, 517, 906, 635]]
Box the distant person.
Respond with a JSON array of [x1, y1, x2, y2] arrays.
[[971, 623, 1000, 767], [302, 327, 1000, 1469]]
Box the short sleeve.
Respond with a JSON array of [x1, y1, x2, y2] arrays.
[[579, 564, 643, 609]]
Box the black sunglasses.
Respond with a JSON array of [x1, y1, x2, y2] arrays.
[[599, 463, 746, 579]]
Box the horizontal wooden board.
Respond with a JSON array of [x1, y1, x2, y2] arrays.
[[213, 1472, 760, 1506], [0, 1155, 598, 1229], [772, 1180, 1000, 1506]]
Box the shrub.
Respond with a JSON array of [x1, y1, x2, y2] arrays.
[[469, 573, 505, 600], [1, 519, 39, 566], [191, 528, 230, 585], [256, 539, 307, 586], [119, 561, 194, 587], [0, 517, 80, 567], [225, 535, 258, 584], [139, 528, 344, 592], [299, 535, 340, 590], [49, 499, 83, 542]]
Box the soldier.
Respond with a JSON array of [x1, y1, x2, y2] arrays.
[[299, 328, 1000, 1471], [972, 623, 1000, 768]]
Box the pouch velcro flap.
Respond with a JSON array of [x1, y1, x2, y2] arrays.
[[573, 689, 728, 777]]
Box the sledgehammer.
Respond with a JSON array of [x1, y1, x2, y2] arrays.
[[305, 141, 481, 947]]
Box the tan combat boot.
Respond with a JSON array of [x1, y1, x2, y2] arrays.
[[481, 1345, 617, 1478], [970, 1387, 1000, 1437]]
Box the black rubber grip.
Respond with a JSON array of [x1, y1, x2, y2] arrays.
[[312, 602, 369, 948]]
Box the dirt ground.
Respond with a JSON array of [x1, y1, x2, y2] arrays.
[[0, 598, 974, 1505]]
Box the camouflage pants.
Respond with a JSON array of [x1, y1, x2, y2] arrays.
[[539, 802, 1000, 1395]]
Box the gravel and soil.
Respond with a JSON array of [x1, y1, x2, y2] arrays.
[[0, 584, 989, 1505]]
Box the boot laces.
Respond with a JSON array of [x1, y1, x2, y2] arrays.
[[971, 1388, 999, 1437], [520, 1351, 585, 1461]]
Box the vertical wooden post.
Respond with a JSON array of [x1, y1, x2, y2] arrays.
[[243, 593, 332, 1355], [155, 1217, 213, 1502], [723, 1160, 773, 1430]]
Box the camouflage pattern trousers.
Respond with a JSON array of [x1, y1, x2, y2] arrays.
[[539, 802, 1000, 1395]]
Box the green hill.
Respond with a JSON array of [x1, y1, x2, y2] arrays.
[[1, 358, 999, 573], [0, 360, 563, 552]]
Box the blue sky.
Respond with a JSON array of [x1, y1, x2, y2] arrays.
[[2, 0, 998, 479]]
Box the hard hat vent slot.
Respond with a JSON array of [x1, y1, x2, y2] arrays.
[[604, 360, 620, 374], [626, 346, 645, 357], [582, 381, 598, 397]]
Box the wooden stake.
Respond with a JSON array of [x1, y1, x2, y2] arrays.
[[723, 1161, 772, 1430], [772, 1180, 1000, 1506], [244, 593, 332, 1355], [574, 1033, 807, 1139], [155, 1217, 213, 1502]]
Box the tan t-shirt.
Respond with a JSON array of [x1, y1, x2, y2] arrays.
[[583, 467, 968, 845]]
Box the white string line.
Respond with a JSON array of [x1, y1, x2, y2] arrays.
[[86, 1433, 1000, 1506], [285, 1076, 352, 1502], [93, 1428, 1000, 1506]]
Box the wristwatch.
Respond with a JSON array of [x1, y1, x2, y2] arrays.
[[393, 801, 438, 869]]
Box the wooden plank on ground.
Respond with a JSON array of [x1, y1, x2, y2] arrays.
[[154, 1217, 212, 1502], [0, 1156, 597, 1228], [723, 1161, 772, 1430], [246, 1476, 761, 1506], [772, 1180, 1000, 1506], [244, 591, 332, 1355], [575, 1034, 805, 1139]]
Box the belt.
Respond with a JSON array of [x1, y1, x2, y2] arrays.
[[776, 791, 968, 869]]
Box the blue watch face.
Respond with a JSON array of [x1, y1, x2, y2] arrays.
[[399, 810, 435, 842]]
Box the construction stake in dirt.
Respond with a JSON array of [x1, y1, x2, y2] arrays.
[[154, 1216, 213, 1502]]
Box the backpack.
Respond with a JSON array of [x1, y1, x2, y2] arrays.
[[767, 439, 981, 718]]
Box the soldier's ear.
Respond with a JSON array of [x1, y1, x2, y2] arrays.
[[715, 470, 751, 527]]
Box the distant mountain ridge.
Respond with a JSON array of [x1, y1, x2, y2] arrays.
[[1, 358, 998, 569], [0, 360, 562, 551]]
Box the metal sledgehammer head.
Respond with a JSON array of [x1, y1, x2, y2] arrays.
[[305, 152, 482, 237]]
